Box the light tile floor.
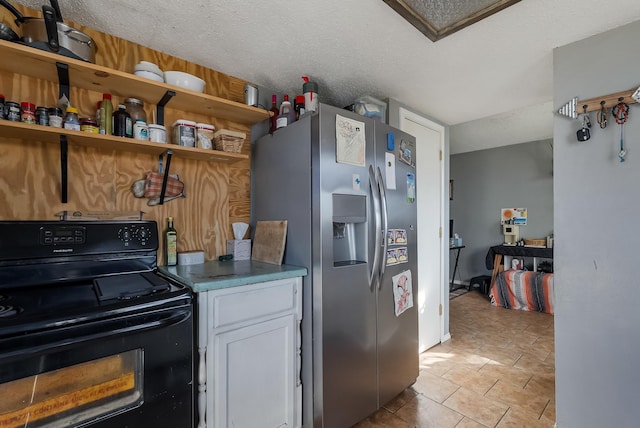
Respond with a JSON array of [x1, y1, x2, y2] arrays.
[[354, 291, 555, 427]]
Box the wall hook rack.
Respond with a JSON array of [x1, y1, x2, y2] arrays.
[[557, 85, 640, 119]]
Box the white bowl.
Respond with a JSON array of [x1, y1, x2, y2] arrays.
[[164, 71, 205, 93], [135, 61, 163, 76], [134, 70, 164, 82]]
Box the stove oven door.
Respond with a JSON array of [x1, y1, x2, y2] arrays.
[[0, 303, 193, 428]]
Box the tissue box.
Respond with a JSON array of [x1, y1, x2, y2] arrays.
[[227, 239, 251, 260]]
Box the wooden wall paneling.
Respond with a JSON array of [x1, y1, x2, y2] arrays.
[[0, 4, 259, 263]]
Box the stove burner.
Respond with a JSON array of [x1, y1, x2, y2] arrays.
[[0, 304, 19, 318]]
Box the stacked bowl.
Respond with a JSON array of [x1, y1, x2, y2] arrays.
[[134, 61, 164, 82]]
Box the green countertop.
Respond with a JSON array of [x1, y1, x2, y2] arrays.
[[158, 260, 308, 293]]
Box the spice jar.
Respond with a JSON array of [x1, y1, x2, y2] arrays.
[[35, 106, 49, 126], [21, 102, 35, 124], [80, 118, 99, 134], [5, 101, 20, 121], [124, 98, 147, 124], [63, 107, 80, 131], [48, 107, 63, 128]]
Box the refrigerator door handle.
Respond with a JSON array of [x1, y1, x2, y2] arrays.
[[376, 166, 389, 289], [369, 165, 382, 290]]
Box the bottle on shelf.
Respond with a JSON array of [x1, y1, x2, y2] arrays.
[[276, 95, 293, 129], [99, 93, 113, 135], [112, 104, 133, 138], [165, 217, 178, 266], [294, 95, 306, 120], [269, 94, 279, 134]]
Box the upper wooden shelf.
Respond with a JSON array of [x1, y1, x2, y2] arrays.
[[0, 40, 270, 126], [0, 120, 248, 162]]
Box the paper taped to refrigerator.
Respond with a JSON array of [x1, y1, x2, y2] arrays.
[[393, 270, 413, 316], [335, 114, 366, 167]]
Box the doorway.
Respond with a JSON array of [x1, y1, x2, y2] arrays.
[[398, 109, 446, 352]]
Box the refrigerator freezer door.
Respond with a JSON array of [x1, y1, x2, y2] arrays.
[[316, 105, 378, 427]]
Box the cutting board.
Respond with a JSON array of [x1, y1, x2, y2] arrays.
[[252, 220, 288, 265]]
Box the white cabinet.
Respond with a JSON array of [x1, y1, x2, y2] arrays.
[[196, 277, 302, 428]]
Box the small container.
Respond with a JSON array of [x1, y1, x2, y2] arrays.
[[5, 101, 20, 121], [133, 119, 149, 140], [294, 95, 306, 120], [35, 106, 49, 126], [63, 107, 81, 131], [303, 79, 319, 113], [148, 124, 167, 143], [48, 107, 63, 128], [124, 98, 147, 124], [172, 119, 196, 147], [196, 122, 215, 149], [80, 118, 99, 134], [21, 102, 36, 124], [112, 104, 132, 138], [244, 84, 258, 106], [0, 94, 5, 120]]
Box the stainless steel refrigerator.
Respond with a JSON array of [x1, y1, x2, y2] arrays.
[[252, 103, 418, 428]]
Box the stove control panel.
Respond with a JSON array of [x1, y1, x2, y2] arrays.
[[40, 225, 86, 245], [118, 224, 153, 247]]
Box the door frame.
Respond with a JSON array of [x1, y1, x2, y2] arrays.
[[398, 108, 449, 346]]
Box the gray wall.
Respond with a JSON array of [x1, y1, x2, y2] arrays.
[[554, 20, 640, 427], [449, 140, 554, 281]]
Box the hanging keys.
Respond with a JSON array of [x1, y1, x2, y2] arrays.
[[612, 101, 629, 162], [576, 106, 591, 142]]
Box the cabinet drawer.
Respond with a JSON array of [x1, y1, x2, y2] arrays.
[[208, 277, 300, 329]]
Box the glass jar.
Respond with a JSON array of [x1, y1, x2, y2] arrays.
[[5, 101, 20, 122], [63, 107, 80, 131], [80, 118, 99, 134], [21, 102, 35, 124], [35, 106, 49, 126], [48, 107, 63, 128], [124, 98, 147, 124]]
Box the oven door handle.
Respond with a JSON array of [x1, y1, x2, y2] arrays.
[[2, 308, 191, 359]]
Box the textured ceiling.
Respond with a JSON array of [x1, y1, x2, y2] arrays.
[[9, 0, 640, 153], [405, 0, 504, 30]]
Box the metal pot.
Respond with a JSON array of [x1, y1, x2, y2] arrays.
[[0, 0, 96, 63], [0, 21, 18, 41]]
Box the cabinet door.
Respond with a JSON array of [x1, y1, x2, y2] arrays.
[[209, 314, 297, 428]]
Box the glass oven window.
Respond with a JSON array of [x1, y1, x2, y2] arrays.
[[0, 349, 143, 427]]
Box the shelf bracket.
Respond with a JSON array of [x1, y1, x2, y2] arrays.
[[60, 135, 68, 203], [156, 90, 176, 126], [56, 62, 70, 101], [159, 149, 173, 205]]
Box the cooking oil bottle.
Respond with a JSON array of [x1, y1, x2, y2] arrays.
[[165, 217, 177, 266]]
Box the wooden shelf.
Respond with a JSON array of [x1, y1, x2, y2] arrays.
[[0, 40, 270, 126], [0, 120, 248, 163]]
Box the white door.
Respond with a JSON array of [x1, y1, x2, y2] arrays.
[[399, 109, 445, 352]]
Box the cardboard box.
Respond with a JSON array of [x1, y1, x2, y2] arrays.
[[227, 239, 251, 260]]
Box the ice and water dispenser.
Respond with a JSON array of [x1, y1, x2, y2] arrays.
[[332, 194, 367, 267]]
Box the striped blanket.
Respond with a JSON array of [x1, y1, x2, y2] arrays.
[[490, 270, 554, 314]]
